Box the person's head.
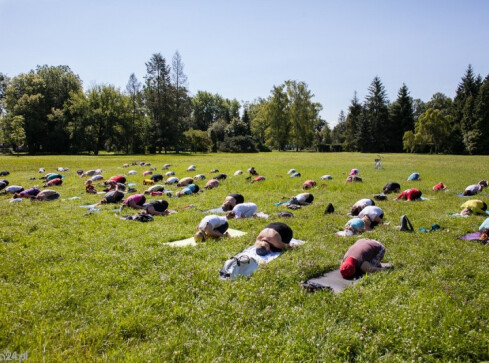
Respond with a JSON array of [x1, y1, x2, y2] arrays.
[[304, 193, 314, 204], [193, 185, 200, 193], [254, 222, 293, 256], [13, 193, 20, 199], [226, 211, 236, 220], [351, 205, 362, 216], [340, 257, 357, 279], [480, 228, 489, 243], [461, 208, 473, 216], [361, 215, 372, 229], [194, 230, 205, 242], [479, 180, 488, 189], [483, 202, 488, 211], [159, 200, 169, 211], [85, 179, 93, 185]]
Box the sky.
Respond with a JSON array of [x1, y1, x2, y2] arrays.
[[1, 0, 489, 126]]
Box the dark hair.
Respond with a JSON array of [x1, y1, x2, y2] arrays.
[[305, 194, 314, 204], [351, 205, 362, 216], [479, 180, 488, 188], [483, 202, 487, 211], [266, 222, 293, 244], [229, 193, 244, 205], [160, 200, 169, 210], [193, 184, 200, 193]]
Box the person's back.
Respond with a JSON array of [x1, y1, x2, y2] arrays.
[[232, 202, 258, 218], [104, 190, 124, 203]]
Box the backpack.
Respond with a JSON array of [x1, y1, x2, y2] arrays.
[[324, 203, 335, 214], [219, 255, 259, 280], [400, 215, 414, 232]]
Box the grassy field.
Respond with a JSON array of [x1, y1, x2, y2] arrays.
[[1, 152, 489, 362]]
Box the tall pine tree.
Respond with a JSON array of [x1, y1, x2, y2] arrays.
[[345, 92, 362, 151], [389, 84, 414, 152], [364, 77, 390, 152]]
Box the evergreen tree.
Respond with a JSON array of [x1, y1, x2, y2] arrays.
[[471, 75, 489, 154], [364, 76, 390, 152], [171, 51, 191, 153], [356, 108, 375, 152], [389, 84, 414, 152], [453, 65, 481, 153], [144, 53, 172, 153], [345, 91, 362, 151], [331, 111, 346, 145], [126, 73, 143, 153]]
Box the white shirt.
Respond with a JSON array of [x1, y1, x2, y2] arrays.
[[465, 184, 480, 194], [199, 215, 227, 230], [232, 203, 258, 218], [6, 185, 23, 193], [358, 206, 383, 220], [295, 193, 310, 203], [353, 199, 374, 208], [166, 177, 179, 184]]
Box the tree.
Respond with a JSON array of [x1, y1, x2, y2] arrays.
[[0, 72, 9, 115], [404, 108, 450, 153], [0, 114, 26, 149], [126, 73, 143, 154], [3, 65, 82, 153], [183, 129, 211, 152], [264, 85, 290, 150], [171, 51, 191, 152], [469, 75, 489, 154], [286, 80, 318, 151], [331, 111, 346, 145], [345, 92, 362, 151], [207, 119, 227, 152], [453, 65, 482, 153], [144, 53, 172, 153], [191, 91, 227, 131], [356, 109, 375, 152], [364, 76, 390, 152], [389, 84, 414, 152]]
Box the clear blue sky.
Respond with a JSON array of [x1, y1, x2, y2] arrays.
[[1, 0, 488, 126]]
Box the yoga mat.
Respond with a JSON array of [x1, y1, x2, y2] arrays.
[[80, 204, 100, 212], [336, 230, 354, 237], [460, 232, 482, 240], [303, 263, 392, 293], [457, 193, 471, 197], [204, 207, 224, 214], [219, 239, 306, 280], [233, 238, 306, 264], [9, 198, 22, 203], [164, 228, 246, 247]]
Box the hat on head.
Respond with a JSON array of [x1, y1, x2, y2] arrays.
[[340, 257, 357, 279]]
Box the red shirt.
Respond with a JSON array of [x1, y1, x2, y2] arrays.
[[396, 188, 422, 201], [433, 183, 445, 191], [109, 175, 126, 183], [303, 180, 316, 189]]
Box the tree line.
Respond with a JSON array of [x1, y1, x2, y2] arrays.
[[0, 54, 487, 154]]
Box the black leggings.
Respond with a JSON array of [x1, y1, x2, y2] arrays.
[[215, 222, 229, 234]]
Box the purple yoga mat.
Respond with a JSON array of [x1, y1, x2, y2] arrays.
[[460, 232, 481, 240]]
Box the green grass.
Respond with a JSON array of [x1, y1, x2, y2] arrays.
[[1, 152, 489, 361]]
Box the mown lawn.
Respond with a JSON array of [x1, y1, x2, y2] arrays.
[[1, 152, 489, 362]]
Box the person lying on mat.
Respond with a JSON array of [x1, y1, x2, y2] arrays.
[[143, 184, 166, 195], [226, 202, 258, 219], [396, 188, 422, 201], [350, 198, 375, 216], [289, 192, 314, 205], [194, 215, 229, 242], [221, 193, 245, 211], [176, 183, 200, 197], [95, 187, 125, 206], [346, 175, 362, 183], [34, 189, 60, 201], [302, 180, 316, 189], [340, 239, 391, 279], [358, 205, 384, 227], [460, 200, 487, 216], [407, 172, 420, 181], [120, 193, 146, 210], [254, 222, 294, 256], [432, 182, 447, 191], [143, 199, 169, 216], [383, 182, 401, 194], [344, 217, 368, 234], [205, 179, 219, 189], [463, 180, 487, 196], [13, 187, 41, 199], [177, 177, 194, 187]]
